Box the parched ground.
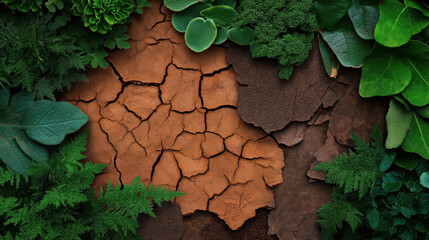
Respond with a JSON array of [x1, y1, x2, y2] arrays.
[[65, 0, 284, 231]]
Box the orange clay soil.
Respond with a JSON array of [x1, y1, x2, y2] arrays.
[[64, 0, 284, 230]]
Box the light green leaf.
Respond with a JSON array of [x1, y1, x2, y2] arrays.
[[164, 0, 199, 11], [322, 18, 372, 68], [421, 172, 429, 188], [315, 0, 352, 29], [360, 44, 412, 97], [172, 3, 212, 33], [200, 5, 236, 28], [318, 32, 340, 78], [185, 17, 217, 52], [227, 27, 255, 45], [213, 28, 228, 44], [402, 112, 429, 159], [374, 0, 429, 47], [348, 0, 380, 39], [385, 99, 413, 149]]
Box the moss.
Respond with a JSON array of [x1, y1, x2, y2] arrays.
[[236, 0, 317, 80]]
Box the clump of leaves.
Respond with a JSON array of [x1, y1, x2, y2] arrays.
[[1, 0, 43, 12], [316, 0, 429, 159], [165, 0, 255, 52], [71, 0, 150, 34], [0, 88, 88, 174], [0, 130, 184, 239], [313, 127, 429, 240], [0, 13, 87, 99], [235, 0, 318, 80]]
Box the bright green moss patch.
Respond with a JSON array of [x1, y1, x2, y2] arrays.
[[236, 0, 318, 80]]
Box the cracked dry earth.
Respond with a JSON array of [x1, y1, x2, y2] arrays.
[[64, 0, 284, 230]]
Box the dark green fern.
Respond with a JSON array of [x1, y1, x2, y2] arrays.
[[0, 130, 184, 239]]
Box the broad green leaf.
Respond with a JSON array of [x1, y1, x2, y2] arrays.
[[394, 95, 412, 111], [164, 0, 199, 11], [385, 99, 413, 149], [321, 18, 372, 68], [172, 3, 212, 33], [400, 41, 429, 106], [416, 220, 429, 234], [200, 5, 236, 28], [213, 28, 228, 44], [402, 112, 429, 159], [405, 0, 429, 17], [185, 17, 217, 52], [348, 0, 380, 39], [394, 155, 420, 170], [416, 104, 429, 118], [0, 89, 88, 174], [360, 44, 412, 97], [366, 208, 380, 229], [420, 172, 429, 188], [382, 171, 403, 192], [212, 0, 236, 8], [377, 149, 396, 172], [227, 27, 255, 45], [315, 0, 352, 29], [318, 32, 339, 78], [374, 0, 429, 47]]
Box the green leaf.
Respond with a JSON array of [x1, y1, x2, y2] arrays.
[[227, 27, 255, 45], [318, 32, 340, 78], [172, 3, 212, 33], [385, 99, 413, 149], [382, 171, 403, 192], [420, 172, 429, 188], [212, 0, 236, 8], [0, 89, 88, 174], [164, 0, 199, 11], [321, 18, 372, 68], [348, 0, 380, 39], [377, 149, 396, 172], [400, 41, 429, 107], [315, 0, 352, 29], [416, 104, 429, 118], [394, 155, 420, 170], [366, 207, 380, 229], [200, 5, 236, 28], [415, 220, 429, 233], [213, 28, 228, 44], [402, 112, 429, 159], [360, 44, 412, 97], [405, 0, 429, 17], [185, 17, 217, 52], [374, 0, 429, 47]]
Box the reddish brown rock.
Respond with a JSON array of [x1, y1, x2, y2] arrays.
[[64, 0, 283, 231], [273, 122, 308, 147]]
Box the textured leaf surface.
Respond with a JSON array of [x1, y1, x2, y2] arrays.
[[315, 0, 351, 29], [172, 3, 212, 33], [322, 18, 372, 68], [0, 89, 88, 174], [200, 5, 236, 28], [185, 17, 217, 52], [348, 0, 379, 39], [402, 112, 429, 159], [385, 99, 413, 149], [318, 33, 339, 78], [375, 0, 429, 47], [164, 0, 199, 11]]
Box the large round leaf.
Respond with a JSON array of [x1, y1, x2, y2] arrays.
[[321, 18, 372, 68], [200, 5, 236, 28], [385, 99, 413, 149], [227, 27, 255, 45], [213, 27, 228, 44], [374, 0, 429, 47], [185, 17, 217, 52], [172, 3, 212, 33], [421, 172, 429, 188], [348, 0, 380, 40], [164, 0, 199, 11]]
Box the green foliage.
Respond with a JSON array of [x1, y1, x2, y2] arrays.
[[316, 0, 429, 159], [168, 0, 255, 52], [2, 0, 43, 12], [313, 125, 384, 199], [0, 88, 88, 175], [314, 128, 429, 240], [236, 0, 318, 80], [0, 130, 184, 239], [0, 13, 87, 99]]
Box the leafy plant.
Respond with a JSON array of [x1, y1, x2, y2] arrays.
[[166, 0, 255, 52], [316, 0, 429, 159], [0, 13, 87, 99], [1, 0, 43, 12], [236, 0, 318, 80], [0, 88, 88, 175], [314, 127, 429, 240], [0, 130, 184, 239]]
